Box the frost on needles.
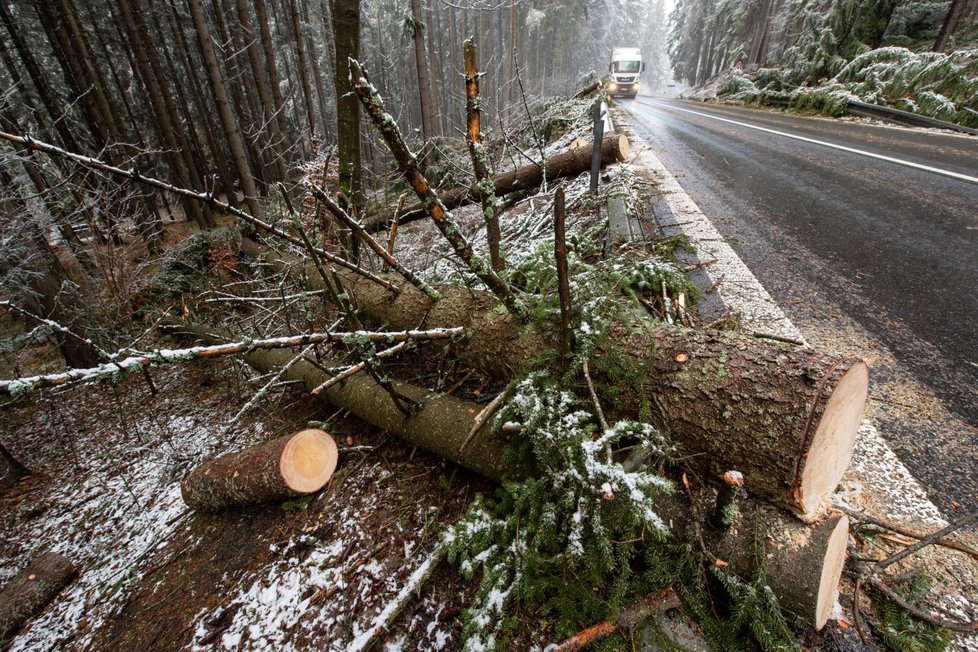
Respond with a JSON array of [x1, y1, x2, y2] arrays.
[[440, 371, 676, 649]]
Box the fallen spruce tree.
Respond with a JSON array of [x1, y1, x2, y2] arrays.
[[1, 56, 868, 647], [366, 131, 630, 230], [243, 237, 869, 523], [167, 319, 849, 633]]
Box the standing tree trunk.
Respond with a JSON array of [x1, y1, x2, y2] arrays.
[[935, 0, 978, 51], [235, 0, 289, 182], [187, 0, 263, 220], [410, 0, 436, 142], [290, 0, 319, 147], [332, 0, 363, 258], [254, 0, 292, 147]]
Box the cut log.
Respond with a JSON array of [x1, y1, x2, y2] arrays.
[[368, 132, 630, 230], [181, 429, 339, 511], [0, 552, 77, 640], [670, 499, 850, 630], [302, 267, 868, 521], [167, 319, 848, 628]]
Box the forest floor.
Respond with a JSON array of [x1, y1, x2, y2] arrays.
[[2, 102, 977, 651]]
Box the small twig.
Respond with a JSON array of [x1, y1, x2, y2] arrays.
[[386, 193, 407, 260], [868, 576, 978, 633], [582, 357, 609, 435], [747, 331, 806, 346], [223, 344, 315, 437], [836, 505, 978, 560], [661, 279, 674, 325], [309, 184, 441, 301], [554, 187, 574, 371], [459, 390, 508, 454], [552, 587, 681, 651], [345, 546, 445, 652], [310, 341, 409, 395], [875, 508, 978, 571], [853, 577, 869, 646]]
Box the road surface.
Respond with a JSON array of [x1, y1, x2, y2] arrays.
[[620, 97, 978, 513]]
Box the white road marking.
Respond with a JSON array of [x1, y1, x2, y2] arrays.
[[644, 100, 978, 186], [619, 122, 950, 527]]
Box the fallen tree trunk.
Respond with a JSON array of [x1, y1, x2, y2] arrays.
[[167, 322, 507, 481], [286, 261, 868, 521], [0, 552, 77, 640], [181, 429, 339, 511], [168, 320, 848, 627], [368, 132, 630, 230]]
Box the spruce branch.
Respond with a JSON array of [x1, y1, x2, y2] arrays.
[[307, 183, 442, 301], [347, 58, 527, 321], [0, 327, 464, 396]]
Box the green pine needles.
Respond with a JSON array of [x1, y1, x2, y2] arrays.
[[441, 371, 676, 650]]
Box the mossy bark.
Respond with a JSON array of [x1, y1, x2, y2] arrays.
[[313, 269, 865, 519], [0, 552, 77, 640], [173, 322, 506, 482]]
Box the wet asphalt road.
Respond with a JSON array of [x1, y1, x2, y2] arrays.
[[621, 97, 978, 510]]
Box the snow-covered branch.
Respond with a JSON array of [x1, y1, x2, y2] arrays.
[[0, 327, 464, 396]]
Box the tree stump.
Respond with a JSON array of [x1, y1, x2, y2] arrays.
[[0, 551, 76, 640], [181, 429, 339, 511]]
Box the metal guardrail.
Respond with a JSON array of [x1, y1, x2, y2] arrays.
[[749, 95, 978, 135], [844, 100, 978, 136]]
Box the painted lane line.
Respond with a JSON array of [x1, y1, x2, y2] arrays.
[[645, 100, 978, 186], [618, 119, 950, 530]]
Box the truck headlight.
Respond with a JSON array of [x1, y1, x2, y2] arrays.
[[609, 82, 618, 91]]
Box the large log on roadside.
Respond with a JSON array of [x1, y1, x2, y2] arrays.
[[0, 552, 77, 640], [368, 132, 630, 229], [311, 269, 868, 521], [181, 429, 339, 511], [165, 320, 847, 628]]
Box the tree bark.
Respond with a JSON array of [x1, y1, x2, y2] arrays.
[[464, 38, 504, 271], [301, 266, 867, 521], [172, 319, 849, 627], [290, 0, 319, 144], [332, 0, 363, 224], [181, 429, 339, 511], [234, 0, 288, 181], [410, 0, 436, 141], [935, 0, 978, 51], [187, 0, 263, 220], [0, 552, 77, 640], [375, 132, 629, 229]]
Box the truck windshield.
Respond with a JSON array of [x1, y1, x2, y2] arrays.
[[613, 61, 641, 73]]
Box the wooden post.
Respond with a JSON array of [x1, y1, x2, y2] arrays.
[[554, 187, 573, 371], [590, 98, 604, 194]]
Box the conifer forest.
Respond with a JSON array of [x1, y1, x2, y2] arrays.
[[0, 0, 976, 650]]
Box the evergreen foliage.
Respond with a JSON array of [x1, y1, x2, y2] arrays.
[[441, 371, 675, 649], [871, 575, 953, 652]]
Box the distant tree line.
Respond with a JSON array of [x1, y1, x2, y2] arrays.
[[668, 0, 978, 87]]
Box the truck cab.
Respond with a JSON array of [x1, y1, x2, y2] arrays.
[[608, 47, 645, 99]]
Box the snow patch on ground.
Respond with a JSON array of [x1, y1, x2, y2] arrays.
[[0, 386, 261, 651]]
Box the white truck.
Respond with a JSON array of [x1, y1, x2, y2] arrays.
[[608, 47, 645, 99]]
